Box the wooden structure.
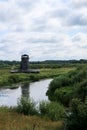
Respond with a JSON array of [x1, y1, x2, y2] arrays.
[[20, 54, 29, 72], [11, 54, 39, 73]]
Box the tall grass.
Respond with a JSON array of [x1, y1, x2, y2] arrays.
[[16, 97, 38, 115], [39, 101, 65, 121], [0, 101, 63, 130], [16, 97, 65, 121], [0, 110, 63, 130]]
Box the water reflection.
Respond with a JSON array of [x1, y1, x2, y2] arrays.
[[0, 79, 52, 106], [21, 82, 30, 99]]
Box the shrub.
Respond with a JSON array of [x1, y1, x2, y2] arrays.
[[39, 101, 49, 116], [16, 97, 38, 115], [47, 66, 87, 104], [54, 87, 74, 107], [50, 76, 71, 89], [64, 99, 87, 130], [8, 75, 21, 84], [75, 79, 87, 102], [39, 101, 65, 121], [29, 74, 39, 81], [46, 75, 72, 101]]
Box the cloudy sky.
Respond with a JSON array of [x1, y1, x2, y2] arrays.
[[0, 0, 87, 61]]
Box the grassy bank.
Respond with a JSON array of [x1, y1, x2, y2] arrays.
[[0, 96, 64, 130], [0, 108, 63, 130], [0, 67, 75, 88]]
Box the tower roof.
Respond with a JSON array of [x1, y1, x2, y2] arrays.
[[21, 54, 29, 59]]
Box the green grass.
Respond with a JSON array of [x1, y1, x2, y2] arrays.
[[0, 67, 75, 88]]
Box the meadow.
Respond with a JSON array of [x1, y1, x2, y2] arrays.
[[0, 63, 87, 130], [0, 107, 62, 130], [0, 66, 75, 130], [0, 67, 75, 87]]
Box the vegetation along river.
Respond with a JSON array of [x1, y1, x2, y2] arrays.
[[0, 79, 52, 107]]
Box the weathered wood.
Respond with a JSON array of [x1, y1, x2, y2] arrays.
[[11, 54, 40, 73]]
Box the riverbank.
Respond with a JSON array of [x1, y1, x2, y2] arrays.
[[0, 67, 75, 88], [0, 79, 52, 106], [0, 67, 75, 130], [0, 107, 63, 130]]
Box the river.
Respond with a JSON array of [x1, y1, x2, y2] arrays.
[[0, 79, 52, 107]]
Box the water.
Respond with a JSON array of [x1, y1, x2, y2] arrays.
[[0, 79, 52, 107]]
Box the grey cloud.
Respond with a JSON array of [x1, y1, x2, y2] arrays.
[[50, 9, 68, 18], [66, 14, 87, 26], [31, 17, 47, 32], [0, 7, 21, 23], [17, 0, 39, 11], [26, 37, 58, 43], [0, 38, 14, 43], [70, 0, 87, 8], [0, 0, 8, 2], [33, 25, 46, 32], [31, 38, 58, 43], [72, 36, 81, 42], [71, 33, 87, 50], [72, 33, 87, 41]]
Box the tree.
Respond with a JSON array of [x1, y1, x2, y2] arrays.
[[76, 80, 87, 102], [64, 99, 87, 130]]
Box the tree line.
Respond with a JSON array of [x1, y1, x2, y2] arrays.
[[0, 59, 87, 69]]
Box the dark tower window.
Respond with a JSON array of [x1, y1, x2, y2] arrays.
[[20, 54, 29, 71]]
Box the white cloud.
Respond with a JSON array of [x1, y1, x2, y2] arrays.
[[0, 0, 87, 61]]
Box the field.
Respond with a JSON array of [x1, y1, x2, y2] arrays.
[[0, 67, 75, 130], [0, 67, 75, 87], [0, 110, 62, 130], [0, 65, 87, 129]]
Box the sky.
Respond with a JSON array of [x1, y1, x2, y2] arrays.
[[0, 0, 87, 61]]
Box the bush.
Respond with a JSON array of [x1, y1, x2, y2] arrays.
[[8, 75, 21, 84], [16, 97, 38, 115], [54, 87, 74, 107], [47, 65, 87, 104], [46, 75, 72, 101], [50, 76, 71, 89], [75, 79, 87, 102], [39, 101, 65, 121], [64, 99, 87, 130], [29, 74, 39, 81]]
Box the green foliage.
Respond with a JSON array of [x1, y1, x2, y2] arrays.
[[46, 75, 72, 103], [47, 65, 87, 106], [39, 101, 49, 116], [8, 75, 21, 84], [54, 87, 74, 106], [64, 99, 87, 130], [0, 67, 74, 87], [75, 79, 87, 102], [16, 98, 65, 121], [0, 59, 87, 69], [29, 74, 39, 81], [46, 65, 87, 129], [0, 106, 11, 112], [72, 70, 87, 83], [48, 75, 71, 91], [16, 97, 38, 115], [39, 101, 65, 121]]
